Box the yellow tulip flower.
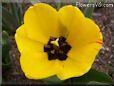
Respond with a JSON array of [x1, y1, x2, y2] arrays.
[[15, 3, 103, 80]]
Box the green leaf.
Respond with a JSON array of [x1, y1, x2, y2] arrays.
[[2, 54, 11, 70], [44, 76, 62, 84], [87, 81, 110, 85], [2, 31, 10, 46], [17, 4, 23, 24], [72, 0, 77, 6], [68, 68, 113, 84], [2, 20, 12, 33], [84, 7, 95, 18], [10, 3, 21, 26], [2, 6, 18, 32], [83, 0, 95, 18], [2, 31, 11, 69], [56, 0, 61, 10], [29, 0, 40, 4], [2, 31, 10, 57]]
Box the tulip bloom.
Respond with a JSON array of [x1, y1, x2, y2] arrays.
[[15, 3, 103, 80]]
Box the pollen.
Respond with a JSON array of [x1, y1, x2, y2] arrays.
[[44, 36, 71, 61]]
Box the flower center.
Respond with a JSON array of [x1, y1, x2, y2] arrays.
[[44, 36, 71, 61]]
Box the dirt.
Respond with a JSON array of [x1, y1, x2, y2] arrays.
[[2, 5, 114, 85], [93, 6, 114, 79]]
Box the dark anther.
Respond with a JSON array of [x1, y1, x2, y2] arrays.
[[59, 36, 66, 42], [60, 43, 71, 54], [44, 45, 52, 52], [57, 50, 67, 60], [48, 37, 57, 43], [58, 36, 66, 46], [58, 53, 67, 60], [44, 36, 71, 61], [48, 52, 57, 60]]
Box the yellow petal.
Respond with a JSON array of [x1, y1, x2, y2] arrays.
[[57, 43, 102, 80], [58, 5, 85, 36], [20, 52, 58, 79], [67, 18, 102, 49], [24, 3, 60, 44], [58, 5, 102, 49], [15, 25, 44, 53]]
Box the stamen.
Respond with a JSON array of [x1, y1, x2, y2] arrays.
[[44, 45, 52, 52], [44, 36, 71, 61]]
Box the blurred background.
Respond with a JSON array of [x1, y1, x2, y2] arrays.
[[1, 0, 114, 85]]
